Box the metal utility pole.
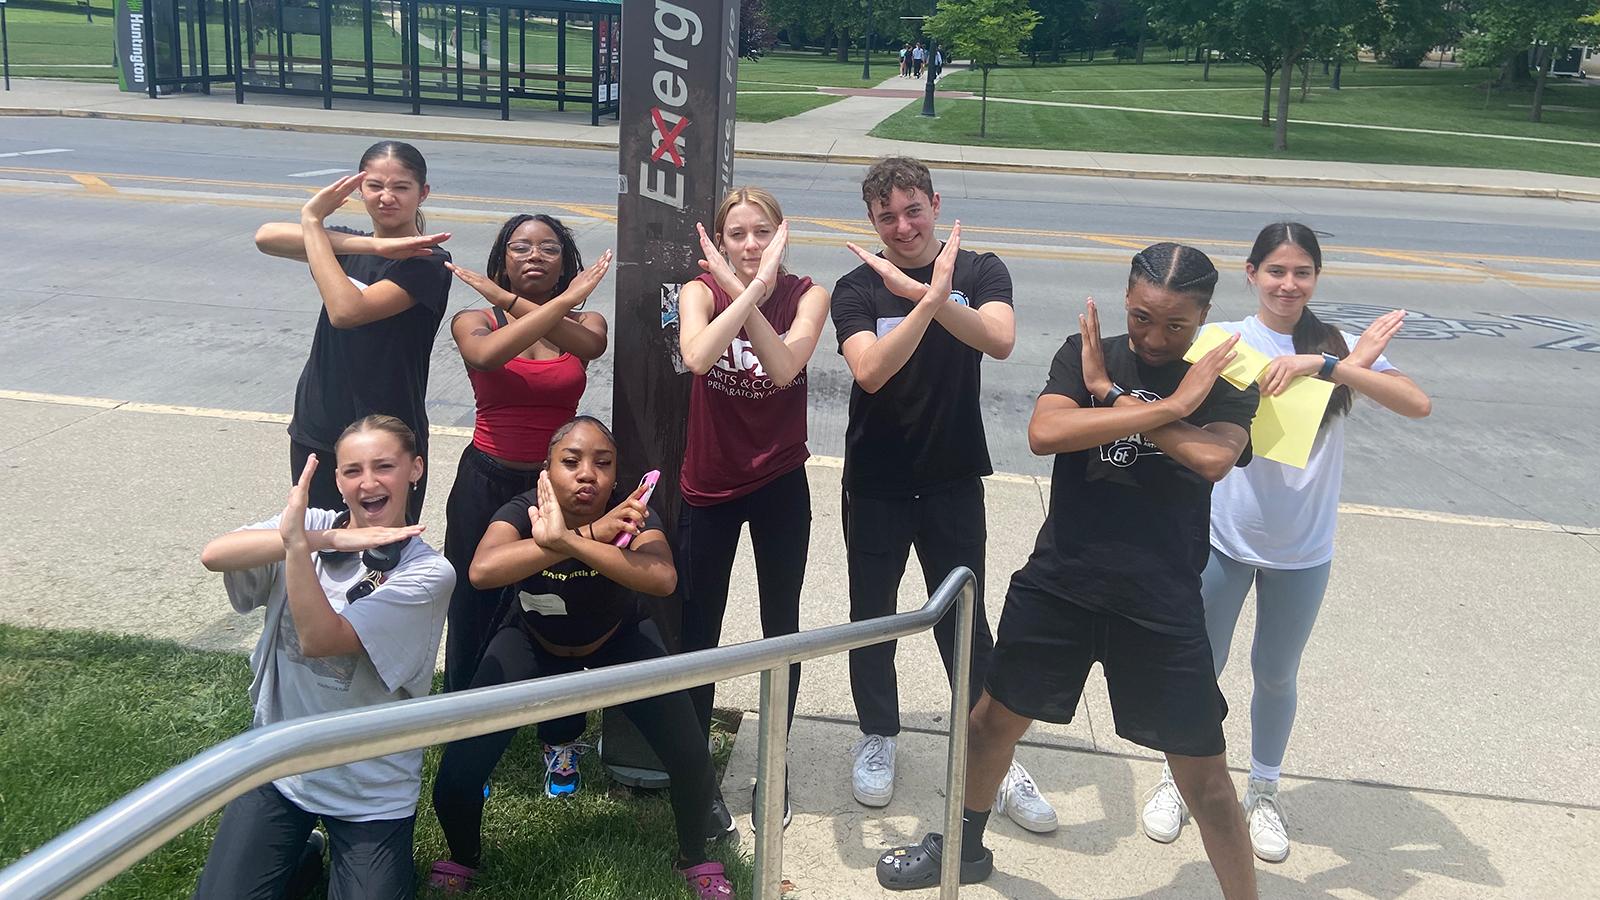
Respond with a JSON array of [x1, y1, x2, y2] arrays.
[[1, 0, 10, 92], [921, 35, 937, 116]]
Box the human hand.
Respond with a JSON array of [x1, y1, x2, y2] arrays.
[[557, 249, 614, 309], [1259, 353, 1324, 396], [1078, 297, 1112, 399], [302, 172, 364, 223], [752, 221, 790, 297], [280, 456, 317, 549], [925, 220, 962, 305], [589, 480, 650, 544], [311, 523, 426, 553], [370, 232, 452, 259], [1348, 309, 1406, 368], [843, 242, 929, 302], [446, 262, 520, 312], [695, 223, 748, 299], [528, 471, 570, 550], [1169, 332, 1240, 417]]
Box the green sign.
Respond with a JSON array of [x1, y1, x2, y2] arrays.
[[114, 0, 148, 92]]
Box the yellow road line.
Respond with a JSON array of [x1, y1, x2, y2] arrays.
[[68, 173, 115, 193], [2, 389, 1589, 534]]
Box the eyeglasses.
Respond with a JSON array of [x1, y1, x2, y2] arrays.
[[506, 241, 564, 261], [347, 567, 386, 602]]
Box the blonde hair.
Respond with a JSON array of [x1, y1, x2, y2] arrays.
[[712, 186, 786, 275], [335, 414, 418, 460]]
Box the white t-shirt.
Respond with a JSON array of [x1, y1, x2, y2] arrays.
[[1208, 316, 1394, 569], [224, 509, 454, 820]]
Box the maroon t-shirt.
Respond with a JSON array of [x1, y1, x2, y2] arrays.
[[680, 272, 814, 505]]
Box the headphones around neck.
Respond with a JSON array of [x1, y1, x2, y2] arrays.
[[317, 510, 409, 572]]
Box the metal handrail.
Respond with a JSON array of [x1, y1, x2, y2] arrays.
[[0, 568, 978, 900]]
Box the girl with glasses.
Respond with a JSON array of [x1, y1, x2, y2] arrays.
[[193, 415, 453, 900], [439, 215, 614, 800]]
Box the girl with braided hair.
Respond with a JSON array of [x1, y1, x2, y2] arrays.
[[1141, 223, 1430, 862], [439, 215, 614, 798], [877, 242, 1261, 899]]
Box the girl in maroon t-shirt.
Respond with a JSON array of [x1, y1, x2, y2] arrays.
[[678, 187, 832, 829]]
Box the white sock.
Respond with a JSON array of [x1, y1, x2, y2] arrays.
[[1250, 757, 1281, 784]]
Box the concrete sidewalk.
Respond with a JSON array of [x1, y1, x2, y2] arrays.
[[4, 77, 1600, 202], [3, 395, 1597, 897]]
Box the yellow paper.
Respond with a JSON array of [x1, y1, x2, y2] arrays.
[[1183, 325, 1271, 391], [1251, 376, 1336, 469]]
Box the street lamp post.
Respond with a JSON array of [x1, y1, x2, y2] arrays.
[[921, 35, 937, 116], [2, 0, 11, 92], [861, 0, 873, 80]]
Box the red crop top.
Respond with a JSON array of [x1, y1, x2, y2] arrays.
[[465, 309, 588, 463]]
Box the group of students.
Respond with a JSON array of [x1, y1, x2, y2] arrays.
[[189, 142, 1429, 900], [898, 42, 941, 79]]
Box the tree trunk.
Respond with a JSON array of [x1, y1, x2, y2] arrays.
[[1136, 10, 1148, 63], [1203, 49, 1211, 81], [836, 33, 849, 63], [1322, 58, 1330, 75], [1331, 58, 1342, 90], [1299, 59, 1310, 101], [1261, 66, 1274, 127], [981, 67, 989, 137], [1531, 45, 1550, 122], [1275, 53, 1294, 150]]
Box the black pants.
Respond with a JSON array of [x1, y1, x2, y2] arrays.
[[441, 444, 541, 693], [290, 439, 427, 524], [431, 619, 715, 867], [844, 477, 994, 737], [678, 466, 810, 740], [192, 782, 415, 900]]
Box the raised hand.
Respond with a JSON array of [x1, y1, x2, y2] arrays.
[[302, 172, 364, 223], [695, 223, 747, 299], [926, 221, 962, 304], [1078, 297, 1112, 399], [1347, 309, 1406, 368], [558, 249, 614, 308], [752, 221, 790, 297], [319, 523, 426, 553], [371, 232, 452, 259], [529, 471, 570, 550], [1169, 332, 1240, 417], [446, 262, 520, 312], [590, 479, 650, 544], [844, 241, 929, 302], [1259, 354, 1324, 397], [279, 456, 317, 548]]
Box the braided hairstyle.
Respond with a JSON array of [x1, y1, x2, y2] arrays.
[[1247, 222, 1352, 423], [485, 214, 585, 304], [1127, 241, 1220, 306]]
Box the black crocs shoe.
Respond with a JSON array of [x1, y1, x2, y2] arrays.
[[706, 790, 737, 843], [876, 832, 993, 891]]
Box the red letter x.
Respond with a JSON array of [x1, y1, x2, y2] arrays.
[[650, 107, 690, 167]]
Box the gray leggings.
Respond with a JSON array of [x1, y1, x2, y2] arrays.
[[1201, 547, 1332, 772]]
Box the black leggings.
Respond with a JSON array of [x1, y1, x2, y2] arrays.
[[431, 619, 715, 868], [677, 466, 810, 740], [291, 438, 427, 524]]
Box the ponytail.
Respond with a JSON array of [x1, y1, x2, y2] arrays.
[[1247, 222, 1351, 425]]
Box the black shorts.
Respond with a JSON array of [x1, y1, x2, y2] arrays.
[[985, 584, 1227, 758]]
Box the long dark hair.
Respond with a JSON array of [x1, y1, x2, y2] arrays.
[[485, 214, 585, 304], [1247, 222, 1351, 422], [359, 140, 429, 233], [1127, 241, 1220, 306]]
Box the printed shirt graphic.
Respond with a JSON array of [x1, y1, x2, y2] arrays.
[[830, 247, 1013, 497], [1010, 334, 1258, 635], [489, 488, 664, 647], [681, 272, 813, 505], [223, 509, 453, 820]]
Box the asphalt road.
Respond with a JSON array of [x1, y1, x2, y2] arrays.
[[3, 117, 1596, 527]]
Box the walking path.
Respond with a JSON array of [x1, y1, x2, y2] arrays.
[[3, 394, 1598, 897], [5, 76, 1600, 201]]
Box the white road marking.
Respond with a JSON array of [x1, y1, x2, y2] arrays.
[[287, 168, 348, 178], [0, 148, 73, 159]]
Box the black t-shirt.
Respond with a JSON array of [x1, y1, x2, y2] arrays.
[[488, 488, 663, 649], [1009, 334, 1259, 634], [288, 228, 452, 450], [831, 247, 1012, 497]]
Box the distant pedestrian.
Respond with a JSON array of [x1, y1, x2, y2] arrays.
[[912, 43, 925, 78], [933, 50, 944, 80], [899, 44, 910, 78]]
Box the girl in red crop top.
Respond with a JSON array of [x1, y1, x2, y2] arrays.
[[440, 214, 612, 736], [676, 187, 832, 828]]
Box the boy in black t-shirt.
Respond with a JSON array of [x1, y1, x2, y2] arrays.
[[831, 157, 1055, 830], [877, 244, 1262, 899]]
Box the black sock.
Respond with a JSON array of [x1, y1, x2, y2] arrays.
[[959, 808, 990, 862]]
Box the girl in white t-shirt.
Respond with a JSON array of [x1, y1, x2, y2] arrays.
[[1141, 222, 1431, 863]]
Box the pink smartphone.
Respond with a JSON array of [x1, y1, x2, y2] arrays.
[[614, 470, 660, 548]]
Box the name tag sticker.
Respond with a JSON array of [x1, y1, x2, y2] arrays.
[[519, 591, 568, 617], [875, 316, 906, 338]]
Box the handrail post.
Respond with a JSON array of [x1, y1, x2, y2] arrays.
[[938, 573, 976, 898], [751, 663, 791, 898]]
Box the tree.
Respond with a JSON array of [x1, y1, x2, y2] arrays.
[[925, 0, 1043, 136], [740, 0, 777, 59], [1463, 0, 1597, 120], [1358, 0, 1455, 68]]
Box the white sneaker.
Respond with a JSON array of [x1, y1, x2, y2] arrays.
[[1242, 777, 1290, 862], [851, 734, 897, 807], [995, 759, 1058, 833], [1140, 764, 1189, 843]]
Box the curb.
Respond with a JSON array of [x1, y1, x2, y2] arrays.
[[5, 105, 1599, 203]]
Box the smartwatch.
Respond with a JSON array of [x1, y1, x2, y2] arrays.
[[1318, 352, 1340, 380], [1100, 384, 1128, 407]]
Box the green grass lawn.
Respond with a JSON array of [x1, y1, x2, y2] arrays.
[[736, 49, 902, 89], [736, 92, 843, 122], [873, 59, 1600, 177], [0, 624, 751, 899]]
